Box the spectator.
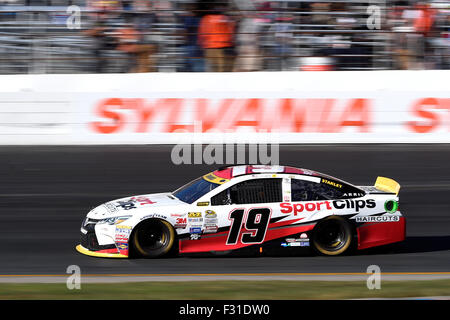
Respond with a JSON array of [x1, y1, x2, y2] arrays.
[[233, 11, 263, 72], [390, 6, 417, 70], [268, 12, 294, 71], [198, 8, 234, 72], [84, 11, 117, 73], [2, 0, 450, 74], [180, 4, 204, 72], [435, 13, 450, 69], [413, 2, 437, 68], [115, 15, 155, 72]]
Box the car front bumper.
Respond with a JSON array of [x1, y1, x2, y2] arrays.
[[75, 244, 128, 258]]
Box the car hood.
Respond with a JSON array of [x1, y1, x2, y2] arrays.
[[86, 192, 186, 219]]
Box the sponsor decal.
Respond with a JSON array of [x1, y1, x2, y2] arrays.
[[332, 199, 376, 211], [116, 225, 132, 229], [204, 225, 218, 233], [285, 233, 310, 246], [343, 192, 365, 198], [356, 215, 400, 223], [190, 227, 202, 234], [196, 202, 209, 206], [104, 202, 119, 213], [174, 217, 187, 228], [140, 213, 167, 220], [205, 210, 216, 218], [204, 210, 218, 227], [115, 225, 132, 241], [116, 200, 137, 210], [205, 220, 218, 226], [189, 224, 203, 240], [281, 242, 309, 247], [130, 196, 156, 206], [188, 217, 203, 224], [280, 201, 332, 215], [321, 178, 343, 189], [251, 165, 284, 173], [190, 234, 201, 240], [171, 213, 184, 217], [188, 212, 202, 218], [116, 243, 129, 250], [280, 199, 376, 215], [114, 197, 156, 211]]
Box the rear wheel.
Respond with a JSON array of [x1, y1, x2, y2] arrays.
[[311, 216, 353, 256], [131, 219, 175, 258]]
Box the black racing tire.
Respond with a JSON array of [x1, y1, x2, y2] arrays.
[[131, 219, 175, 258], [311, 216, 353, 256]]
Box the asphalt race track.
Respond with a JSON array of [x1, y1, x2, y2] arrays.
[[0, 144, 449, 277]]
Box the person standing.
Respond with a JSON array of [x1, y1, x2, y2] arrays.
[[198, 8, 234, 72], [180, 4, 204, 72]]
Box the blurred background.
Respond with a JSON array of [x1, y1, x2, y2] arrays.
[[0, 0, 448, 74]]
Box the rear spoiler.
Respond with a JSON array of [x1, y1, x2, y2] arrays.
[[375, 177, 401, 195]]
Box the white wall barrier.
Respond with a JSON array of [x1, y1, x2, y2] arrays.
[[0, 71, 449, 145]]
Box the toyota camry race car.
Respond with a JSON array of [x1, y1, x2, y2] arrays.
[[76, 165, 405, 258]]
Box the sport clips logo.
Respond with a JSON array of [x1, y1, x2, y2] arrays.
[[280, 199, 376, 216]]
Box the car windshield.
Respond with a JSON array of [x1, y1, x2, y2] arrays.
[[173, 177, 220, 204]]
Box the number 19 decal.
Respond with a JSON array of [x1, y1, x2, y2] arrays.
[[226, 208, 271, 245]]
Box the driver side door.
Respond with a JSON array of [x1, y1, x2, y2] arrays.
[[178, 177, 284, 253]]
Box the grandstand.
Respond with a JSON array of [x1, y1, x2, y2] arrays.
[[0, 0, 448, 73]]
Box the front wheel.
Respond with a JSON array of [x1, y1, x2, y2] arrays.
[[311, 216, 353, 256], [131, 219, 175, 258]]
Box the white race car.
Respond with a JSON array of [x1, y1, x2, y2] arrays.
[[76, 165, 405, 258]]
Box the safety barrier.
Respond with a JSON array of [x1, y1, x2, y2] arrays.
[[0, 71, 448, 144]]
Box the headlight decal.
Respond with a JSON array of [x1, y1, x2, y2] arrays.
[[97, 216, 132, 225]]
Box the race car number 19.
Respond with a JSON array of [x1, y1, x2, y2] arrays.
[[226, 208, 271, 245]]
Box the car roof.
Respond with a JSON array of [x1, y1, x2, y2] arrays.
[[210, 165, 333, 181], [202, 165, 362, 193]]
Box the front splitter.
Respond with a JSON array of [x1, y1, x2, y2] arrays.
[[76, 245, 128, 258]]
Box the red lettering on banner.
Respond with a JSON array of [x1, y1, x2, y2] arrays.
[[135, 99, 155, 133], [91, 98, 126, 134], [407, 98, 450, 133], [195, 98, 235, 132], [338, 98, 371, 132], [233, 98, 264, 128], [162, 99, 184, 133], [90, 98, 373, 134], [279, 98, 307, 132], [315, 99, 335, 132], [137, 98, 184, 133]]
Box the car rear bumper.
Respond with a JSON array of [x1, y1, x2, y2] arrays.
[[356, 214, 406, 250]]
